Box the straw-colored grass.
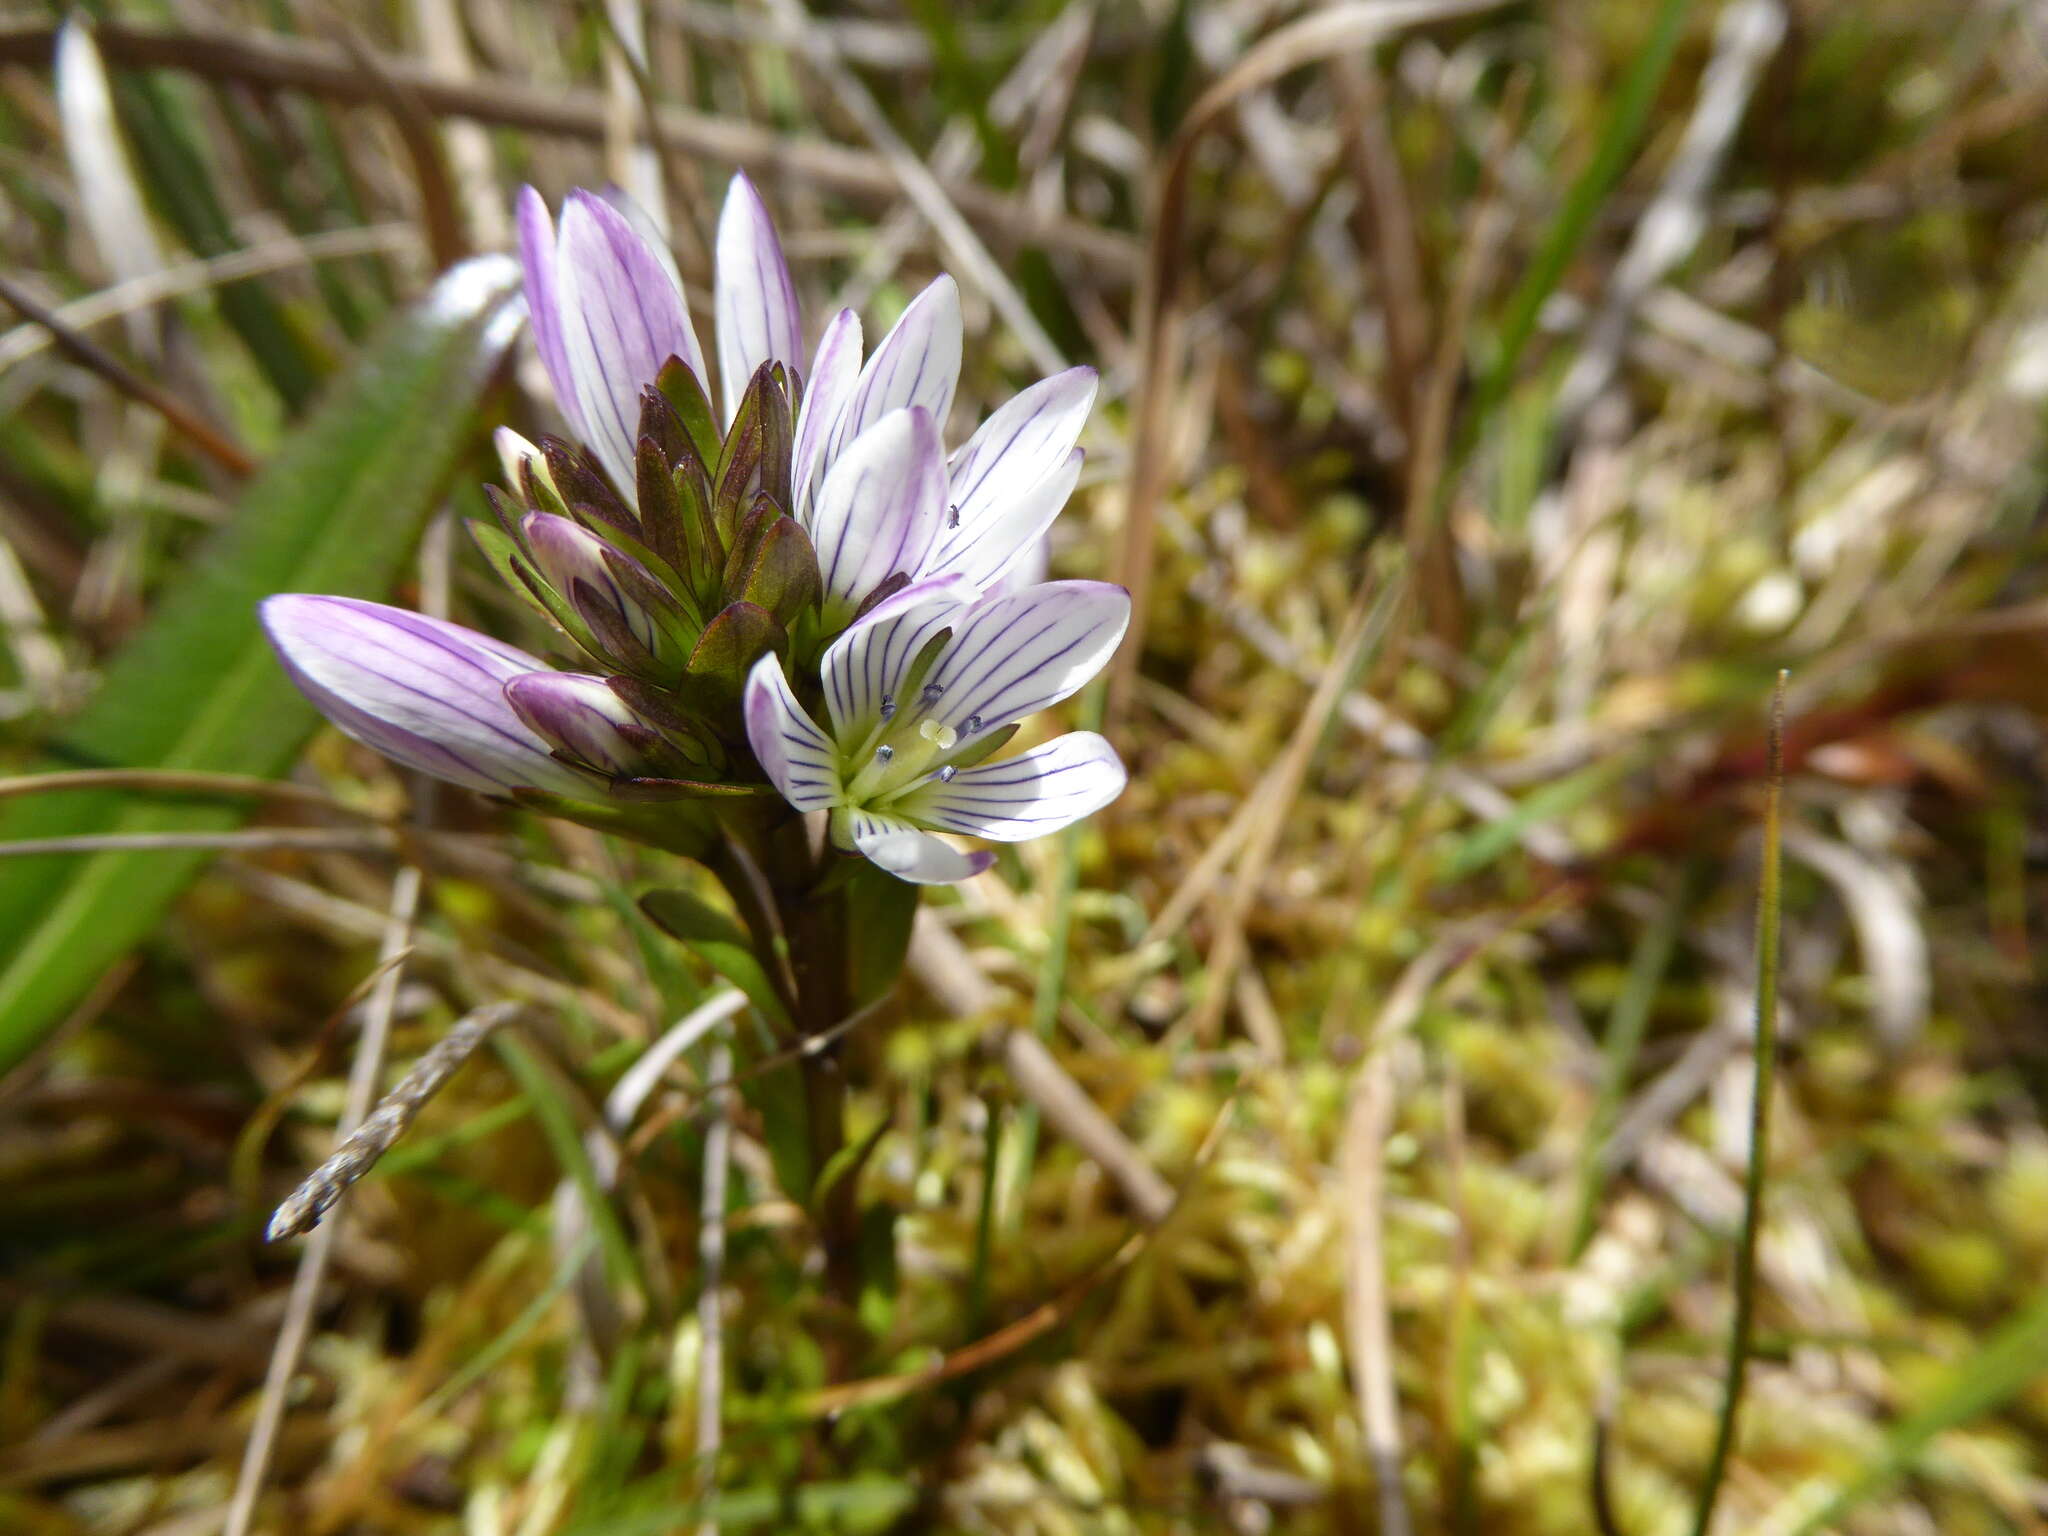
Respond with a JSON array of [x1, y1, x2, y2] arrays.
[[4, 2, 2048, 1532]]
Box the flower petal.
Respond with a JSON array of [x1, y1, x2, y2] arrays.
[[827, 275, 961, 466], [819, 573, 978, 741], [945, 366, 1095, 529], [894, 731, 1126, 840], [807, 406, 947, 624], [742, 654, 840, 813], [921, 447, 1081, 590], [516, 187, 577, 433], [841, 808, 993, 884], [918, 580, 1130, 739], [714, 172, 803, 426], [555, 189, 705, 487], [792, 307, 862, 518], [261, 595, 593, 798]]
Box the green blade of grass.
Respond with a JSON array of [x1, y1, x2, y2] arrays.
[[1781, 1282, 2048, 1536], [0, 255, 522, 1072], [1472, 0, 1694, 428], [1690, 670, 1787, 1536], [1569, 860, 1701, 1259]]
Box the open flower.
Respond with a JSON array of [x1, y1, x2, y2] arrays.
[[517, 176, 1093, 617], [743, 578, 1130, 883]]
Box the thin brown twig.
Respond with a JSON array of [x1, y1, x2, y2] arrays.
[[758, 0, 1066, 377], [0, 271, 254, 476], [0, 767, 365, 813], [0, 22, 1134, 272], [0, 827, 394, 856], [1107, 0, 1508, 721]]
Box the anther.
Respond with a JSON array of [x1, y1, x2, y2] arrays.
[[878, 694, 895, 720], [962, 714, 982, 734], [920, 682, 945, 704], [937, 765, 957, 783], [875, 745, 894, 763]]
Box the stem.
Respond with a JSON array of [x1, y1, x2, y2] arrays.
[[1691, 670, 1788, 1536], [757, 815, 865, 1326]]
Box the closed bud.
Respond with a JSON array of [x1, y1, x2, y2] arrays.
[[522, 512, 690, 675], [504, 671, 670, 777]]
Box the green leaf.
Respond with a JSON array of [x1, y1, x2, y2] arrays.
[[844, 862, 919, 1010], [0, 256, 524, 1073], [680, 601, 785, 721], [638, 887, 793, 1029], [109, 63, 325, 410]]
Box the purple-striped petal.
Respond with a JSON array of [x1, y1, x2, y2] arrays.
[[714, 172, 803, 426], [260, 595, 595, 799], [555, 189, 705, 488], [916, 580, 1130, 739], [504, 671, 645, 776], [837, 807, 993, 884], [920, 448, 1081, 590], [792, 308, 862, 518], [516, 188, 576, 435], [945, 366, 1095, 528], [827, 276, 961, 466], [742, 654, 840, 813], [894, 731, 1126, 841], [819, 573, 977, 741], [807, 406, 947, 624]]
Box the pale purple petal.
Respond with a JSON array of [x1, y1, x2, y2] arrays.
[[915, 580, 1130, 739], [920, 448, 1081, 590], [522, 512, 659, 650], [742, 654, 840, 813], [792, 308, 861, 518], [261, 595, 594, 798], [807, 406, 947, 624], [504, 671, 643, 775], [895, 731, 1126, 840], [516, 187, 577, 434], [714, 172, 803, 425], [826, 276, 961, 467], [818, 573, 978, 741], [556, 189, 705, 487], [602, 186, 684, 295], [945, 366, 1095, 529], [839, 808, 993, 884]]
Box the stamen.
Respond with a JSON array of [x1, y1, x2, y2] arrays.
[[947, 504, 960, 529], [937, 765, 957, 783], [962, 714, 982, 734], [878, 694, 895, 720], [875, 745, 894, 763], [920, 682, 945, 704]]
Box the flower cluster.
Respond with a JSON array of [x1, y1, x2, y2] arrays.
[[263, 176, 1127, 882]]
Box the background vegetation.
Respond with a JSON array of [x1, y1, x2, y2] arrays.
[[3, 0, 2047, 1531]]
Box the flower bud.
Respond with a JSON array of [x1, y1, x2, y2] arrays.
[[504, 671, 662, 777]]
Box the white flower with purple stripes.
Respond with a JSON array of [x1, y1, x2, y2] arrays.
[[744, 577, 1130, 884], [517, 176, 1095, 623]]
